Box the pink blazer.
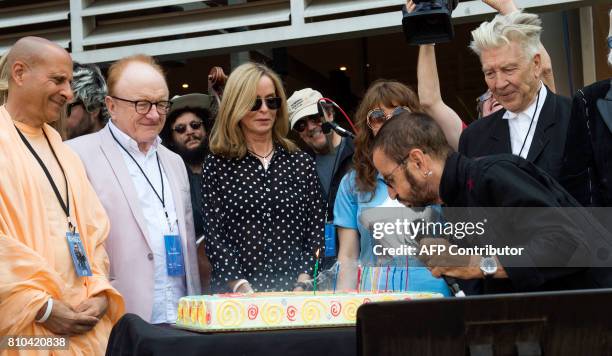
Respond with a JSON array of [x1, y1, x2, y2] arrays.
[[67, 126, 201, 322]]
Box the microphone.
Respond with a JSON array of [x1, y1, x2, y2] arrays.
[[321, 121, 355, 139]]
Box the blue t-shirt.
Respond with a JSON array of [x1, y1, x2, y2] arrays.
[[333, 170, 450, 296]]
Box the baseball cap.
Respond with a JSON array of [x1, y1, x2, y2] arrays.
[[287, 88, 323, 129]]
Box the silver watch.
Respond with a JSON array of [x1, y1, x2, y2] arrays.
[[480, 256, 497, 277]]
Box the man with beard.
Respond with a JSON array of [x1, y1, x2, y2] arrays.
[[160, 93, 213, 238], [288, 88, 354, 265], [66, 62, 109, 139], [371, 112, 612, 294], [287, 88, 354, 222]]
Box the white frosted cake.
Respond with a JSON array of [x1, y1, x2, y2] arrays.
[[175, 291, 442, 332]]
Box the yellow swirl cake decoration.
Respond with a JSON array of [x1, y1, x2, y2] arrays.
[[190, 300, 198, 324], [177, 300, 185, 322], [176, 291, 442, 331], [261, 303, 285, 326], [216, 300, 246, 327], [343, 299, 360, 322], [198, 300, 207, 325], [301, 300, 327, 324]]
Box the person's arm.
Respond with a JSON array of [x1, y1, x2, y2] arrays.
[[201, 157, 247, 293], [538, 43, 556, 93], [332, 172, 361, 291], [336, 227, 360, 291], [417, 44, 463, 150]]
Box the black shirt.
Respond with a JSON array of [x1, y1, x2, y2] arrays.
[[187, 166, 204, 238], [201, 145, 325, 292], [440, 152, 612, 293]]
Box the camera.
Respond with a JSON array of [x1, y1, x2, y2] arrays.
[[402, 0, 459, 45]]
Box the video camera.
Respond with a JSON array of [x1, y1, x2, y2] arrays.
[[402, 0, 459, 45]]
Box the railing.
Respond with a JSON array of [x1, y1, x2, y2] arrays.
[[0, 0, 596, 63]]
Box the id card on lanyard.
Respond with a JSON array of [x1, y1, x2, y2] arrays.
[[109, 125, 186, 277], [66, 229, 93, 277], [164, 233, 185, 277], [15, 125, 93, 277]]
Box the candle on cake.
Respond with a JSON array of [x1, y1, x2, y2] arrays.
[[313, 248, 320, 295]]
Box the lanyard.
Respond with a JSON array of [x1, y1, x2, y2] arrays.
[[15, 124, 74, 233], [108, 125, 172, 231]]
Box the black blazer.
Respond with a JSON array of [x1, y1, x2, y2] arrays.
[[458, 86, 571, 182], [440, 153, 612, 294], [560, 79, 612, 206]]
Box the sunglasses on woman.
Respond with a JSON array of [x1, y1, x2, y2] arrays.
[[172, 120, 203, 134], [251, 97, 282, 111], [366, 106, 410, 129]]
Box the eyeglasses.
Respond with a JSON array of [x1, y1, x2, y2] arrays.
[[366, 106, 410, 129], [293, 115, 322, 133], [382, 154, 410, 190], [66, 100, 84, 116], [251, 97, 282, 111], [173, 120, 203, 134], [111, 96, 171, 115]]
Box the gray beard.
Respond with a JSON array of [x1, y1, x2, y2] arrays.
[[312, 133, 335, 155]]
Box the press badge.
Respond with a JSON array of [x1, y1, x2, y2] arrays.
[[66, 232, 93, 277], [324, 223, 336, 257], [164, 235, 185, 276]]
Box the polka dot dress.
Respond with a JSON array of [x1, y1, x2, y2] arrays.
[[201, 144, 326, 292]]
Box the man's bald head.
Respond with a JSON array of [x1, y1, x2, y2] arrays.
[[5, 36, 73, 127], [6, 37, 70, 81]]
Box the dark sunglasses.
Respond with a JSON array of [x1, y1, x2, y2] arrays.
[[173, 121, 203, 134], [293, 115, 323, 133], [66, 101, 84, 116], [251, 97, 282, 111], [366, 106, 410, 129]]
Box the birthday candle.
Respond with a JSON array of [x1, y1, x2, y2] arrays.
[[384, 266, 390, 292], [392, 267, 396, 292], [399, 269, 404, 292], [405, 255, 409, 292], [356, 265, 362, 292], [333, 262, 340, 294], [313, 248, 320, 295]]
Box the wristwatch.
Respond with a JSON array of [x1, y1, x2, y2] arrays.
[[479, 256, 498, 278]]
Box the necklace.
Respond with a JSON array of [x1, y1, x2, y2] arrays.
[[248, 147, 275, 170]]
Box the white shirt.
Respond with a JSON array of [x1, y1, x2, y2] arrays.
[[108, 121, 186, 324], [503, 83, 547, 159]]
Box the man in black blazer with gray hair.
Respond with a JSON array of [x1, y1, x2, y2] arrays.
[[459, 11, 571, 184]]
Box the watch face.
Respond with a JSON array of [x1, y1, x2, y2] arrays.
[[480, 257, 497, 275]]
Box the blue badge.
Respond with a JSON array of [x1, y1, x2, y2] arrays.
[[164, 235, 185, 276], [324, 223, 336, 257], [66, 232, 92, 277]]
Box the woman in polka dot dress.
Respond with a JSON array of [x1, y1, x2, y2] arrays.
[[202, 62, 325, 293]]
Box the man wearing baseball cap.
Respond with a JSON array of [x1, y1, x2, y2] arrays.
[[288, 88, 354, 261]]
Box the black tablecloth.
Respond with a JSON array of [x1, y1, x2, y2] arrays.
[[106, 313, 356, 356]]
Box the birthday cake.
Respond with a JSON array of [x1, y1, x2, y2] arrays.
[[175, 291, 442, 332]]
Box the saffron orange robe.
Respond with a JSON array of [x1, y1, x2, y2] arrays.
[[0, 105, 124, 355]]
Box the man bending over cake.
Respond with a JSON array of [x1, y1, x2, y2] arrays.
[[371, 112, 612, 294]]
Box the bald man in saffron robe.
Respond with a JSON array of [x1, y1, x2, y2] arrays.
[[0, 37, 124, 355]]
